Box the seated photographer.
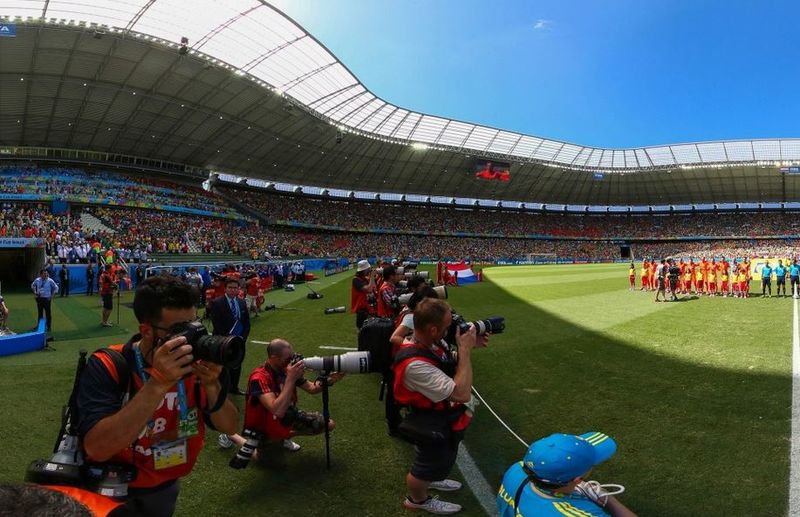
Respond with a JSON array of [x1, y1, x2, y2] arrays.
[[76, 276, 239, 517], [497, 432, 637, 517], [221, 338, 343, 454], [395, 298, 488, 515]]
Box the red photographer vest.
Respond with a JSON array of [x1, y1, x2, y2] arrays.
[[90, 343, 206, 489], [377, 282, 397, 318], [351, 275, 372, 313], [392, 341, 471, 432], [45, 485, 123, 516]]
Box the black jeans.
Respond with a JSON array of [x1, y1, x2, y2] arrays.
[[36, 297, 52, 331]]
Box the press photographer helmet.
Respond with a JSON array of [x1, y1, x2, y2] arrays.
[[451, 311, 505, 336], [167, 320, 245, 369], [303, 351, 371, 374]]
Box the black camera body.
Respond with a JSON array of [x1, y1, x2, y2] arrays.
[[229, 429, 264, 470], [450, 311, 505, 337], [167, 320, 244, 369], [289, 352, 304, 366]]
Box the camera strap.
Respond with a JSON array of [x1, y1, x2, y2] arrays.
[[133, 344, 192, 437]]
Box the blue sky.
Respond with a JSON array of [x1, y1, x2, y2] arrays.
[[270, 0, 800, 148]]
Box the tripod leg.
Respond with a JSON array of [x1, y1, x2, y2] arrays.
[[321, 376, 331, 469]]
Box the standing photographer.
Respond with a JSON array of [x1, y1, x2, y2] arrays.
[[351, 259, 377, 329], [377, 265, 402, 319], [394, 298, 488, 515], [76, 276, 239, 516], [99, 264, 116, 327], [223, 338, 342, 454]]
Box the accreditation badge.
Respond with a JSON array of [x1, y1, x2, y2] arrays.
[[178, 408, 200, 438], [152, 439, 188, 470]]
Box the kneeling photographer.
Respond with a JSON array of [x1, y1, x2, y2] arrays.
[[225, 339, 343, 466], [73, 276, 240, 516], [395, 298, 489, 515]]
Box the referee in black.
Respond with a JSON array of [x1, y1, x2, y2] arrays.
[[31, 269, 59, 332], [667, 258, 681, 301]]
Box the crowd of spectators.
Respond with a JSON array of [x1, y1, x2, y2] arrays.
[[227, 187, 800, 240], [0, 165, 238, 216]]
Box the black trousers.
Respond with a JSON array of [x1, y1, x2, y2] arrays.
[[86, 276, 94, 295], [384, 370, 403, 432], [229, 341, 246, 391], [59, 280, 69, 297], [36, 297, 52, 331]]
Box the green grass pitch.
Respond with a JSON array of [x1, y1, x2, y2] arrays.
[[0, 264, 791, 516]]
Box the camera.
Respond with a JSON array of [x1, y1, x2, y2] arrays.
[[167, 320, 245, 369], [451, 311, 505, 336], [289, 352, 304, 365], [304, 351, 372, 374], [397, 284, 448, 306], [229, 429, 264, 470], [324, 306, 347, 314]]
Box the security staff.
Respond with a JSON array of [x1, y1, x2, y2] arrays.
[[31, 269, 58, 332]]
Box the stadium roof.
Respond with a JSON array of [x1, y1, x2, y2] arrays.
[[2, 0, 800, 206]]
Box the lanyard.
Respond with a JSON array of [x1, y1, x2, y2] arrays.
[[133, 344, 190, 431]]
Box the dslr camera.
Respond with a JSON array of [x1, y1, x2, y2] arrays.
[[166, 320, 245, 369], [450, 311, 505, 337]]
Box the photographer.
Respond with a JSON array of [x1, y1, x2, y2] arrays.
[[76, 276, 239, 516], [351, 259, 377, 329], [223, 339, 342, 454], [99, 264, 117, 327], [377, 265, 403, 319], [496, 432, 637, 517], [395, 298, 488, 515]]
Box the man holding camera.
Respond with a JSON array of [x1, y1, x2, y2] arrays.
[[377, 265, 402, 319], [224, 338, 342, 454], [351, 259, 377, 329], [394, 298, 488, 514], [76, 276, 239, 516]]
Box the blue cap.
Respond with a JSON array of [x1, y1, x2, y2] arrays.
[[523, 432, 617, 485]]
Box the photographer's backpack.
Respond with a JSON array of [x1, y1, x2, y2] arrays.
[[26, 347, 131, 488], [357, 317, 395, 375]]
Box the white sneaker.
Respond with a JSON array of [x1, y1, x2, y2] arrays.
[[403, 496, 462, 514], [282, 439, 301, 452], [218, 434, 233, 449], [429, 479, 462, 492]]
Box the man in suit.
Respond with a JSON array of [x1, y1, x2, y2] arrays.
[[210, 277, 250, 395]]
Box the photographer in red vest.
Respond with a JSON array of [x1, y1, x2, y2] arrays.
[[76, 276, 239, 516], [377, 265, 403, 319], [394, 298, 489, 514], [351, 259, 377, 329]]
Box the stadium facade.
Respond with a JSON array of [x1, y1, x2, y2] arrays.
[[1, 0, 800, 210]]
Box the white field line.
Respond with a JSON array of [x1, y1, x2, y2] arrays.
[[790, 288, 800, 515], [457, 442, 499, 516], [318, 346, 357, 351]]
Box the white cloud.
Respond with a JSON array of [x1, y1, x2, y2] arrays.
[[533, 19, 552, 30]]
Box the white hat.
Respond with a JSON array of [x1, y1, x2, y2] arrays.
[[357, 259, 371, 272]]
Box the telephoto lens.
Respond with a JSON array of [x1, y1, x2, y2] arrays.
[[303, 351, 371, 373], [229, 429, 264, 470], [323, 306, 347, 315], [167, 321, 245, 369]]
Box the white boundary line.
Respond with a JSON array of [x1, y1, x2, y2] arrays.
[[318, 346, 357, 351], [790, 290, 800, 515], [457, 443, 498, 516]]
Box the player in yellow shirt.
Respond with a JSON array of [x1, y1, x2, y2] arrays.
[[629, 263, 636, 290]]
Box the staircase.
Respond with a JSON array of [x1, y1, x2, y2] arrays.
[[80, 212, 117, 234]]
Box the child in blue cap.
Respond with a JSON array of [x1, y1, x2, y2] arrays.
[[497, 432, 637, 516]]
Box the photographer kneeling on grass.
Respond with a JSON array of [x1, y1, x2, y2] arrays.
[[394, 298, 489, 515], [220, 338, 343, 458]]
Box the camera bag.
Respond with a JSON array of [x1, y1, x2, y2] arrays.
[[357, 317, 395, 374]]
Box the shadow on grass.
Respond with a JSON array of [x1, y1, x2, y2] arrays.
[[459, 274, 790, 517]]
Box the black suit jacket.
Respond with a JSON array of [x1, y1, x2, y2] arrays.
[[210, 295, 250, 340]]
